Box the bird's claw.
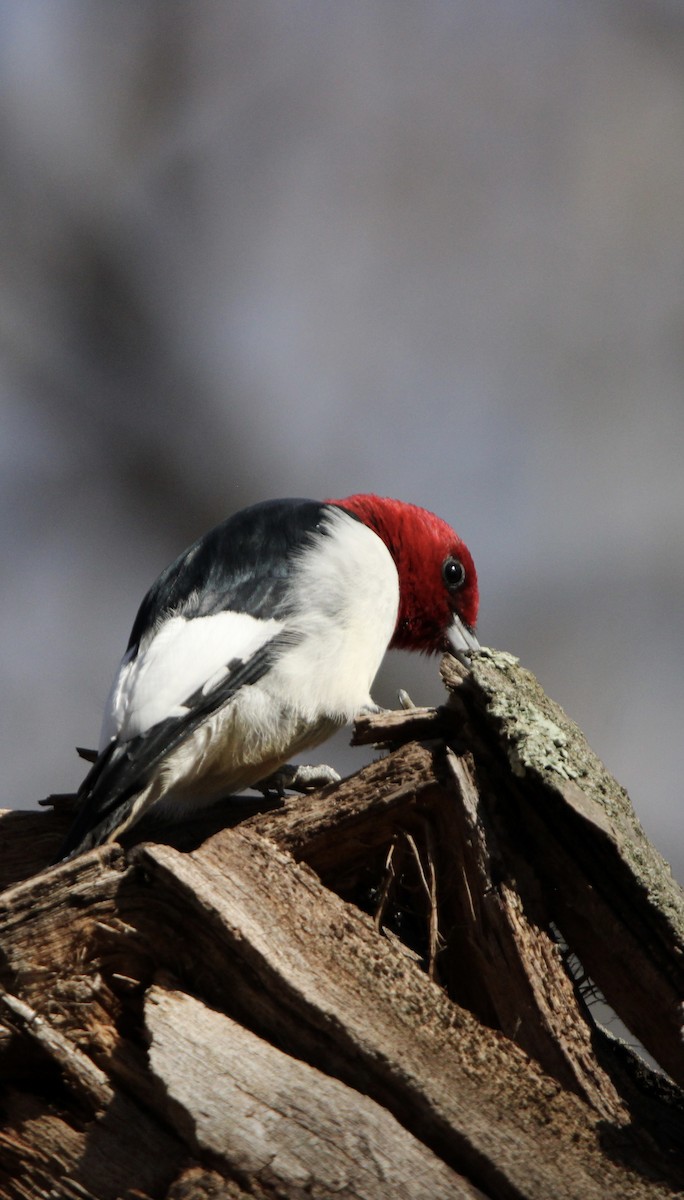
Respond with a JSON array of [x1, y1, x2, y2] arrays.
[[255, 762, 341, 798], [397, 689, 415, 710]]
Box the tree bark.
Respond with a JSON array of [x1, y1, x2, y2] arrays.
[[0, 650, 682, 1199]]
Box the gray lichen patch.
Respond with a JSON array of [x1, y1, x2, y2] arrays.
[[484, 677, 580, 783], [459, 648, 684, 939], [470, 648, 619, 806]]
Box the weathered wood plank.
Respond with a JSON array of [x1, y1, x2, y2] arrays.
[[145, 982, 486, 1200], [0, 807, 71, 890], [443, 650, 684, 1086], [246, 739, 444, 883], [0, 847, 127, 1046], [433, 750, 625, 1119], [122, 831, 673, 1200], [351, 704, 449, 746], [247, 731, 627, 1112]]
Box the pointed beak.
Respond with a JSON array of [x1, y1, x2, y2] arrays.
[[447, 615, 480, 666]]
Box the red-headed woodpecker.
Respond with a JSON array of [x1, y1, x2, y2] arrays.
[[59, 495, 479, 858]]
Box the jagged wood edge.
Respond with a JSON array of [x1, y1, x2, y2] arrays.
[[437, 649, 684, 1088], [0, 831, 675, 1200]]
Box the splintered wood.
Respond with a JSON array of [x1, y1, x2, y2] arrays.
[[0, 650, 682, 1200]]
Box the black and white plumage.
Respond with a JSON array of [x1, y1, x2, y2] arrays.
[[60, 495, 479, 858]]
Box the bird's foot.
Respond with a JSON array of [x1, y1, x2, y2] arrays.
[[358, 692, 415, 717], [255, 762, 341, 799]]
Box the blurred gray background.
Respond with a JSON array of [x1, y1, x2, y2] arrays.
[[1, 1, 682, 881]]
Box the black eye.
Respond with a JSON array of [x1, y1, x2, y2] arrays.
[[442, 556, 466, 593]]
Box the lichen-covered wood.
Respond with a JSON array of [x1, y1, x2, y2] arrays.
[[0, 651, 682, 1199]]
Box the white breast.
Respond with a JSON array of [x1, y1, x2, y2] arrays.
[[262, 506, 399, 723]]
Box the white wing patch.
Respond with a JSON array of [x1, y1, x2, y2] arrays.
[[99, 610, 284, 749]]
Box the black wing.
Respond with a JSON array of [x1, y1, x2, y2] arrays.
[[59, 498, 328, 858], [58, 635, 293, 858], [127, 498, 326, 652]]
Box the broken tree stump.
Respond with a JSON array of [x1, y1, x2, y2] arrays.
[[0, 649, 682, 1199]]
